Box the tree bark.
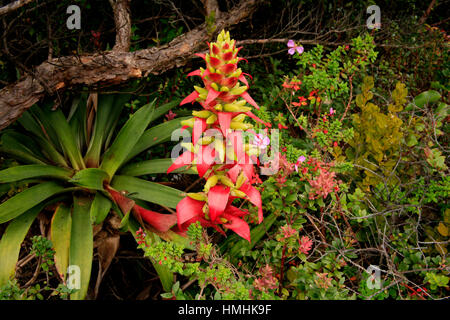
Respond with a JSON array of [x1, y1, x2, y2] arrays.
[[111, 0, 131, 52], [0, 0, 258, 130]]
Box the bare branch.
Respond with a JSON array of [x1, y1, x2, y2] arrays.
[[0, 0, 35, 16]]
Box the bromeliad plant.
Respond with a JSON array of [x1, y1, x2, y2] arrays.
[[0, 94, 190, 299], [168, 30, 270, 242]]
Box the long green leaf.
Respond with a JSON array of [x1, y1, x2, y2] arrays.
[[47, 109, 85, 170], [0, 204, 43, 285], [51, 204, 72, 282], [69, 196, 93, 300], [100, 100, 156, 179], [0, 165, 73, 183], [125, 116, 190, 162], [111, 175, 183, 209], [0, 182, 66, 224], [119, 158, 196, 176]]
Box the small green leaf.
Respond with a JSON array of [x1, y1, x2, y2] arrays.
[[412, 90, 441, 108]]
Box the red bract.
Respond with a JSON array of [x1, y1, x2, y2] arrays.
[[106, 187, 177, 232], [169, 30, 269, 241]]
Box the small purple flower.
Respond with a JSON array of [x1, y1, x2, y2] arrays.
[[329, 107, 335, 115], [165, 110, 177, 121], [253, 133, 270, 150], [287, 40, 304, 55]]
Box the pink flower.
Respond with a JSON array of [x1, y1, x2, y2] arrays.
[[299, 236, 313, 254], [294, 155, 306, 172], [308, 170, 337, 199], [287, 40, 304, 55], [281, 225, 297, 239], [253, 265, 278, 292], [253, 133, 270, 150], [329, 108, 335, 115], [165, 110, 177, 121]]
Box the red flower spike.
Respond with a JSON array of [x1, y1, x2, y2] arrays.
[[173, 30, 266, 241], [167, 151, 195, 174], [180, 91, 199, 105], [240, 91, 259, 109], [222, 214, 250, 242], [133, 205, 177, 232], [208, 185, 230, 222]]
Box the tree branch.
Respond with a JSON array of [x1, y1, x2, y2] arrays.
[[111, 0, 131, 52], [0, 0, 35, 16], [0, 0, 258, 130]]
